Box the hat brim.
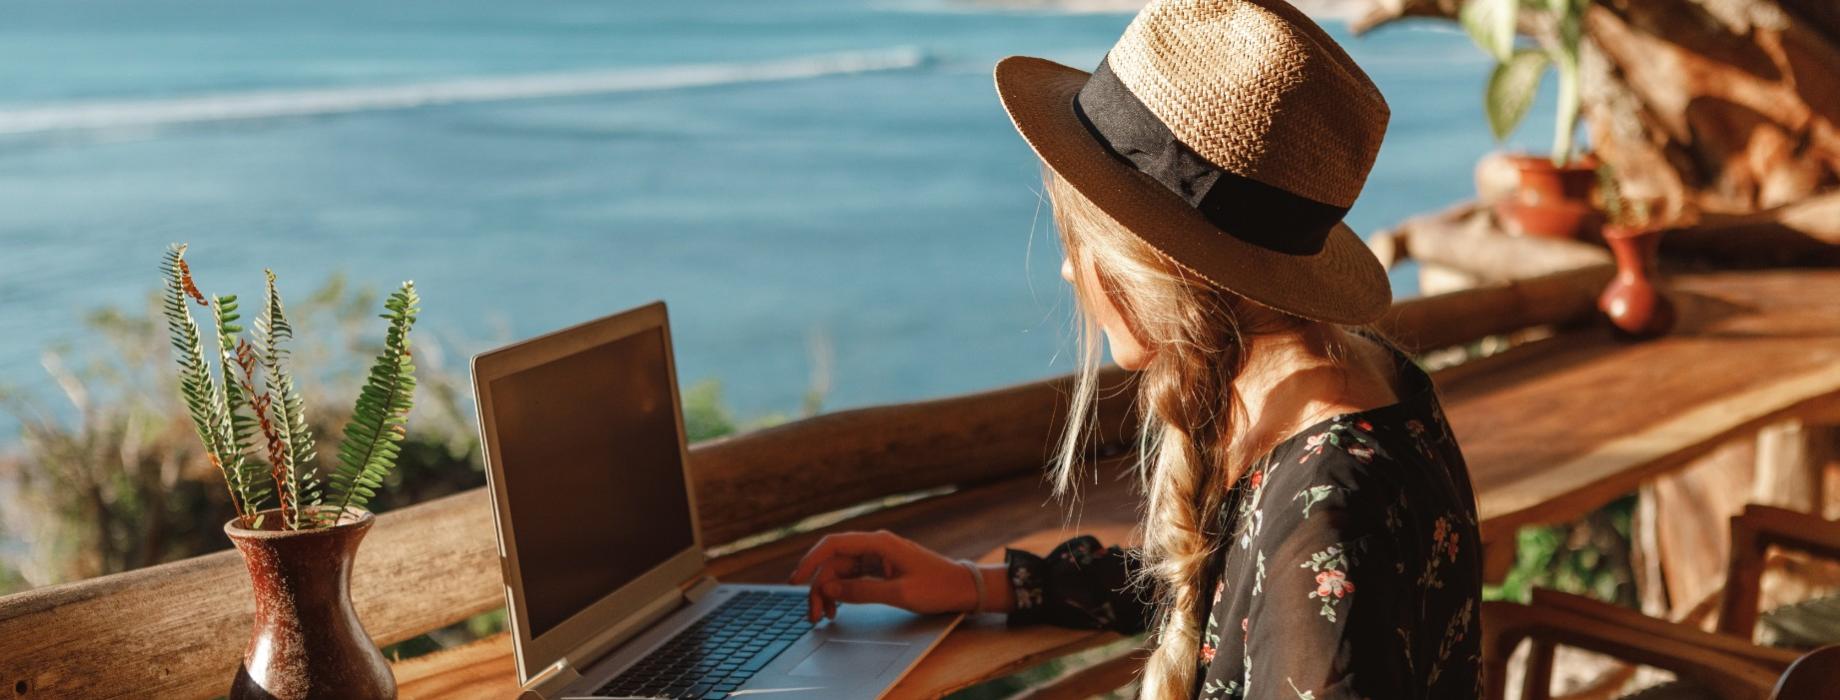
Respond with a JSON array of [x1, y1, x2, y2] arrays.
[[995, 56, 1392, 325]]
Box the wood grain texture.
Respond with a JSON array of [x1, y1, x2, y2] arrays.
[[1375, 263, 1613, 353], [1482, 593, 1783, 700], [0, 488, 500, 700], [1439, 271, 1840, 544], [689, 365, 1139, 546], [1351, 0, 1840, 218], [9, 270, 1840, 699], [394, 634, 516, 700], [388, 472, 1144, 700], [1369, 202, 1611, 281]]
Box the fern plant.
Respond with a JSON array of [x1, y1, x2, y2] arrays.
[[160, 244, 419, 529]]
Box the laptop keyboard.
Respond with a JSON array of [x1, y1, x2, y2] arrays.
[[593, 589, 815, 699]]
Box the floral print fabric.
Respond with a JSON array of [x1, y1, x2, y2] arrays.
[[1006, 350, 1484, 699]]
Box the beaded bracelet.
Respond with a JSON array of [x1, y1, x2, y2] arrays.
[[957, 559, 985, 614]]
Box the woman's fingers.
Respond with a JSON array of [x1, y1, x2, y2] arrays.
[[788, 531, 903, 584]]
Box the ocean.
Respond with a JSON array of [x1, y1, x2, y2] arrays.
[[0, 0, 1559, 429]]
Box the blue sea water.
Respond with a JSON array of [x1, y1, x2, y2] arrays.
[[0, 0, 1559, 431]]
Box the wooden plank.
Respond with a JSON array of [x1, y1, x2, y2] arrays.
[[1375, 263, 1613, 353], [1752, 420, 1834, 512], [0, 489, 501, 700], [1441, 271, 1840, 545], [11, 269, 1840, 699], [0, 366, 1142, 700], [889, 526, 1137, 699], [1369, 202, 1611, 281], [394, 635, 515, 700], [689, 366, 1138, 545], [391, 469, 1143, 699]]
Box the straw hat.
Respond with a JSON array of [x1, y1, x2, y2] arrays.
[[996, 0, 1393, 324]]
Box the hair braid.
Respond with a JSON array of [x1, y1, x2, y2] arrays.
[[1043, 169, 1276, 698]]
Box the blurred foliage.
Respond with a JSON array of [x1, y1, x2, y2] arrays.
[[0, 273, 472, 591], [0, 276, 832, 669], [1485, 494, 1639, 607]]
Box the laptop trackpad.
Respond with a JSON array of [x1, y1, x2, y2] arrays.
[[787, 639, 908, 678]]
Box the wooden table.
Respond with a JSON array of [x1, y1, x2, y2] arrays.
[[392, 270, 1840, 698]]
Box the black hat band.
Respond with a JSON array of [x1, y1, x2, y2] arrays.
[[1071, 56, 1348, 256]]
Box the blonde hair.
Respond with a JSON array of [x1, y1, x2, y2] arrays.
[[1044, 168, 1310, 698]]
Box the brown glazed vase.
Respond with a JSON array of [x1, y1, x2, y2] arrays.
[[1493, 153, 1601, 240], [225, 508, 396, 700], [1598, 223, 1676, 339]]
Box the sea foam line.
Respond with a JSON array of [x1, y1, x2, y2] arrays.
[[0, 47, 927, 136]]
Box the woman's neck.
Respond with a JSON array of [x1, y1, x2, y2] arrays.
[[1225, 325, 1399, 469]]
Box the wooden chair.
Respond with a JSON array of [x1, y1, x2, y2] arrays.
[[1486, 505, 1840, 699], [1769, 644, 1840, 699]]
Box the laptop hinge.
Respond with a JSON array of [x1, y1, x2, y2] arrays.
[[564, 587, 684, 683], [519, 658, 580, 700], [683, 575, 719, 603]]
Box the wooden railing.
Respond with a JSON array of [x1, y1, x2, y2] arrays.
[[0, 265, 1610, 699]]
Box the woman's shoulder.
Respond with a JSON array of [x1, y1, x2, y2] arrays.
[[1250, 415, 1403, 527], [1264, 413, 1402, 489]]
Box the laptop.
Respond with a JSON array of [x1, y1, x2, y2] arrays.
[[472, 301, 961, 700]]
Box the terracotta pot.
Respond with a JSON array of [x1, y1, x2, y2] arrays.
[[226, 508, 396, 700], [1598, 224, 1676, 339], [1491, 153, 1601, 240]]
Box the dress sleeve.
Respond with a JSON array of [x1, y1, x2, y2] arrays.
[[1238, 455, 1412, 698], [1003, 535, 1153, 634]]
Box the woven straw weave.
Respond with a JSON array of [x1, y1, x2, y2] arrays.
[[1107, 0, 1389, 208]]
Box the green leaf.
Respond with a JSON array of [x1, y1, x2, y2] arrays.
[[161, 244, 249, 518], [326, 281, 419, 521], [1484, 49, 1549, 142], [214, 293, 267, 516], [1460, 0, 1519, 63], [256, 269, 320, 529]]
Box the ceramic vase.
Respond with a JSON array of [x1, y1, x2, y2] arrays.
[[1492, 153, 1601, 240], [225, 508, 396, 700], [1598, 224, 1676, 339]]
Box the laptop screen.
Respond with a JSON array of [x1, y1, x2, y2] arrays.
[[487, 325, 696, 639]]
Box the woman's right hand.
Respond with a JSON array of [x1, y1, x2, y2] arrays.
[[787, 530, 1007, 622]]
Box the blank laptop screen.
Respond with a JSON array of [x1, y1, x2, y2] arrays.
[[489, 326, 695, 638]]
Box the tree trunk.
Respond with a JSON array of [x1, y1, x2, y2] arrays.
[[1353, 0, 1840, 220], [1584, 0, 1840, 215]]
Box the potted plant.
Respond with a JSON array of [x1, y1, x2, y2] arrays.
[[160, 244, 418, 699], [1464, 0, 1600, 239], [1594, 165, 1675, 338]]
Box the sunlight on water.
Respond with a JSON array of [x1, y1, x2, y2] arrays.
[[0, 0, 1557, 431]]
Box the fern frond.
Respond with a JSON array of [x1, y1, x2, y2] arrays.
[[233, 337, 295, 527], [326, 281, 419, 522], [161, 244, 246, 517], [255, 270, 319, 529], [213, 293, 270, 516]]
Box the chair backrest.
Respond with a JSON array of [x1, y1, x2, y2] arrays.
[[1771, 644, 1840, 699]]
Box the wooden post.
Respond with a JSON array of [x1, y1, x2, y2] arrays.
[[1753, 420, 1834, 513]]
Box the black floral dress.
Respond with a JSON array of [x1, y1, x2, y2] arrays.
[[1006, 351, 1483, 699]]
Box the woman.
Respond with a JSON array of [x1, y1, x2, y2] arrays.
[[788, 0, 1483, 697]]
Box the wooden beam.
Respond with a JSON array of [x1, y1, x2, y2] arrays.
[[1370, 203, 1611, 281], [0, 271, 1626, 699], [0, 489, 500, 700], [1376, 264, 1613, 354], [1752, 420, 1835, 513], [690, 365, 1137, 545], [1476, 360, 1840, 545]]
